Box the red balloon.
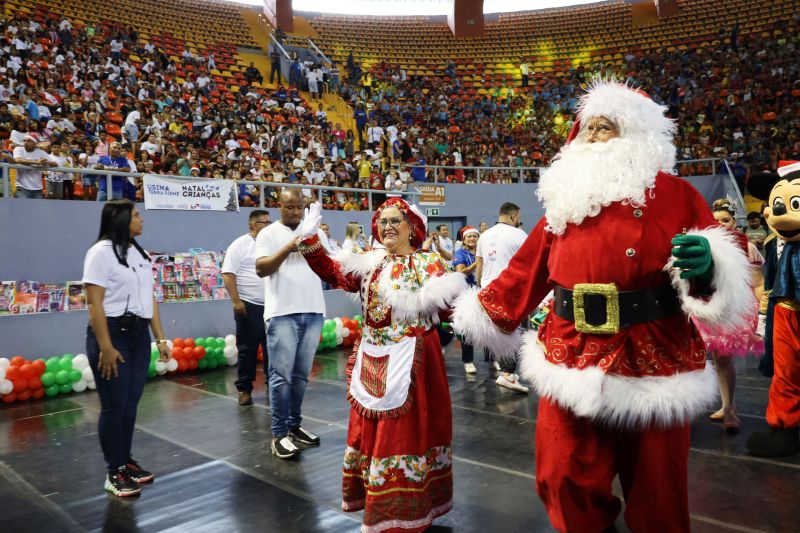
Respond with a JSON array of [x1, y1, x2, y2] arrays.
[[177, 359, 189, 372], [188, 359, 198, 370], [10, 356, 26, 367], [31, 387, 45, 399], [16, 389, 31, 401], [171, 347, 184, 359], [20, 363, 36, 379], [32, 359, 46, 375], [1, 392, 16, 404], [5, 366, 20, 381], [173, 338, 184, 348], [193, 346, 205, 359], [28, 376, 42, 390], [12, 378, 29, 392], [184, 338, 195, 349]]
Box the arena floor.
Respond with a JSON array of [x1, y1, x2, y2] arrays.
[[1, 343, 798, 533]]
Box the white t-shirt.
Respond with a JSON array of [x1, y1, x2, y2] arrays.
[[367, 126, 384, 144], [476, 223, 527, 287], [254, 221, 325, 320], [82, 240, 154, 318], [432, 235, 454, 258], [12, 147, 53, 190], [222, 233, 266, 305]]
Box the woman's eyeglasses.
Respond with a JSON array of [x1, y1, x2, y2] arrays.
[[377, 217, 404, 228]]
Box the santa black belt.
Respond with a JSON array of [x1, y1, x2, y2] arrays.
[[552, 283, 682, 335]]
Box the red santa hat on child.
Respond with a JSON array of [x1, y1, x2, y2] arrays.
[[371, 197, 428, 248], [564, 80, 677, 170]]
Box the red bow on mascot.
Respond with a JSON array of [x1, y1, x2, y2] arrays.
[[453, 81, 754, 533]]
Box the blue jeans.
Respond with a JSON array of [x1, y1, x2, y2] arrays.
[[14, 187, 43, 199], [86, 317, 151, 472], [234, 301, 268, 392], [266, 313, 323, 437]]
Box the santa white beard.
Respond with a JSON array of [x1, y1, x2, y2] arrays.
[[537, 137, 674, 235]]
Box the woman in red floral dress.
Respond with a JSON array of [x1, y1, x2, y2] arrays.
[[296, 198, 467, 532]]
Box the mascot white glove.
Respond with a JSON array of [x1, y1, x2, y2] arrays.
[[299, 202, 322, 240], [756, 313, 767, 338]]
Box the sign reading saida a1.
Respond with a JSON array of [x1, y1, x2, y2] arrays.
[[417, 184, 446, 206]]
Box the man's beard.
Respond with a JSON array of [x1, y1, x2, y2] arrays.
[[537, 137, 671, 235]]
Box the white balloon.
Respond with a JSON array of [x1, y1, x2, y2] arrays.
[[0, 367, 5, 381], [224, 334, 236, 346], [0, 379, 12, 395], [150, 341, 157, 351], [166, 358, 179, 372], [341, 327, 351, 338], [155, 361, 167, 375], [336, 337, 343, 345], [81, 367, 95, 383], [87, 380, 97, 390], [225, 355, 237, 367], [0, 358, 9, 370], [223, 345, 237, 357], [72, 354, 89, 371], [166, 340, 174, 350], [334, 317, 343, 327], [72, 379, 88, 393]]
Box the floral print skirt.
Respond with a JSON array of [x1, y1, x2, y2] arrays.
[[341, 329, 453, 533]]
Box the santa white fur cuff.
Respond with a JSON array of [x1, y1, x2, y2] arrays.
[[666, 226, 755, 332], [451, 287, 521, 359], [380, 270, 467, 323]]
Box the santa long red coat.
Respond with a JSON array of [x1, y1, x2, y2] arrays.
[[454, 172, 754, 427]]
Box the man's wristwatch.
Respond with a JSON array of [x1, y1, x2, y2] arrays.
[[156, 339, 168, 345]]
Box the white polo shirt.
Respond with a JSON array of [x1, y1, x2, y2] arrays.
[[476, 223, 527, 287], [13, 146, 54, 191], [82, 240, 154, 318], [221, 233, 265, 305], [255, 221, 325, 320]]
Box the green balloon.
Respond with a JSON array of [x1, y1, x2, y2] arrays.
[[59, 358, 73, 371], [62, 353, 74, 360], [148, 369, 157, 378], [58, 383, 72, 394], [207, 358, 218, 369], [69, 369, 82, 383], [216, 338, 226, 348], [55, 370, 70, 385], [45, 358, 60, 372], [45, 384, 59, 397], [40, 372, 56, 387], [205, 336, 215, 346], [195, 337, 206, 347], [353, 315, 363, 323], [323, 319, 335, 330], [198, 358, 208, 370]]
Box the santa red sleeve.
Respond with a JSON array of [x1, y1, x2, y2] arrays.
[[452, 218, 554, 357], [299, 235, 364, 292], [666, 185, 755, 332]]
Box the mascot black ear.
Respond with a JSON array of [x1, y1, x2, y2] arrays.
[[747, 171, 781, 201]]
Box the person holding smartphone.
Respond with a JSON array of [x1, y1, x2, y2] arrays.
[[83, 199, 171, 497]]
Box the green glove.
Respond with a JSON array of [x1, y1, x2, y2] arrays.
[[671, 234, 714, 281], [531, 308, 549, 328]]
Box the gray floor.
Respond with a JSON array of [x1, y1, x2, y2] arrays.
[[0, 343, 797, 533]]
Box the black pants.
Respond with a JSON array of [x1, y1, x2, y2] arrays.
[[234, 301, 268, 392], [270, 62, 280, 84], [485, 347, 516, 373], [87, 318, 150, 473], [461, 340, 474, 363]]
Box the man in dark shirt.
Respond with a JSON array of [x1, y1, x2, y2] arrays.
[[270, 49, 282, 84]]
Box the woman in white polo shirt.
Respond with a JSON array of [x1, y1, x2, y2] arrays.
[[83, 199, 171, 497]]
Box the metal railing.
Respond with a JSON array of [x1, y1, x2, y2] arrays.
[[406, 158, 722, 183], [0, 163, 418, 211], [268, 32, 291, 60], [307, 38, 331, 65]]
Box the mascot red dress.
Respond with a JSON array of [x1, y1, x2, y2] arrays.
[[453, 82, 754, 532]]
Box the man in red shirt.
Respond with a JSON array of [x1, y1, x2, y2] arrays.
[[454, 81, 754, 533]]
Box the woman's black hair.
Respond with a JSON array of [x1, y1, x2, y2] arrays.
[[96, 199, 149, 267]]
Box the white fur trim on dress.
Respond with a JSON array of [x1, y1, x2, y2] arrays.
[[518, 332, 718, 429], [334, 249, 386, 277], [379, 271, 468, 323], [451, 286, 521, 359], [666, 226, 755, 332]]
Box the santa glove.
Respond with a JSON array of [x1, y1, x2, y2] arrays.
[[298, 202, 322, 239], [756, 313, 767, 338], [531, 308, 549, 328], [671, 234, 714, 282]]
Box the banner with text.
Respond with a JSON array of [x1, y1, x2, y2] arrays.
[[417, 184, 446, 206], [143, 174, 239, 212]]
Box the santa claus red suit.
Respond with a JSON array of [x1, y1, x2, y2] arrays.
[[453, 82, 754, 532]]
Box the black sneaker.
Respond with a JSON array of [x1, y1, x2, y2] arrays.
[[105, 467, 142, 497], [271, 436, 300, 459], [125, 459, 154, 483], [289, 427, 321, 446]]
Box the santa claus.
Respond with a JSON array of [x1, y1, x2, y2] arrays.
[[453, 81, 754, 532]]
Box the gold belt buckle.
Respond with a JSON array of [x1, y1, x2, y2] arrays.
[[572, 283, 620, 335]]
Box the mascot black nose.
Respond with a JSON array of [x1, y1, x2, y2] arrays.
[[773, 204, 788, 216]]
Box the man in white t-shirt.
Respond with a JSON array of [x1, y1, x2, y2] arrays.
[[431, 224, 454, 261], [222, 210, 271, 406], [366, 122, 384, 149], [13, 135, 56, 198], [476, 202, 529, 393], [255, 189, 324, 459]]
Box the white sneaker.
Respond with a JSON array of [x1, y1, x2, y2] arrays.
[[491, 361, 501, 371], [496, 373, 529, 393], [464, 363, 477, 374], [271, 436, 300, 459]]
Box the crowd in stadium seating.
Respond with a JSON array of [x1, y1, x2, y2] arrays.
[[1, 6, 798, 206]]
